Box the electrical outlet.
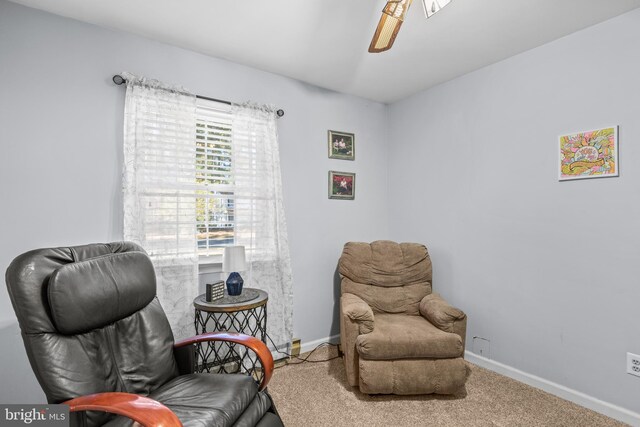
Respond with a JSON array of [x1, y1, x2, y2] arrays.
[[627, 352, 640, 377], [291, 338, 301, 358], [472, 336, 491, 359]]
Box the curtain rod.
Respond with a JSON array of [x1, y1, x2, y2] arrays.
[[112, 74, 284, 118]]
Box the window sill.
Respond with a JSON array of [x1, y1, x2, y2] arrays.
[[198, 255, 223, 274]]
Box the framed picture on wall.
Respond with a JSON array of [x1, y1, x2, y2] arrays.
[[328, 130, 355, 160], [559, 126, 618, 181], [329, 171, 355, 200]]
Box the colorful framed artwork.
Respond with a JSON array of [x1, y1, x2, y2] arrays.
[[328, 130, 355, 160], [559, 126, 618, 181], [329, 171, 355, 200]]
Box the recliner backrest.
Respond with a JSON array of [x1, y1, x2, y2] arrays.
[[5, 242, 179, 425], [338, 240, 432, 315]]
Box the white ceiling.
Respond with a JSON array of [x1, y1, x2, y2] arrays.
[[9, 0, 640, 103]]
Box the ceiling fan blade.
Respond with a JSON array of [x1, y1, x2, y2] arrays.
[[368, 12, 403, 53], [369, 0, 414, 53]]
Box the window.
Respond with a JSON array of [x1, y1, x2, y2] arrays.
[[123, 75, 292, 346], [195, 98, 235, 257]]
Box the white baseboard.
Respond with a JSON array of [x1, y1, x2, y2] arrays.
[[300, 334, 340, 354], [465, 351, 640, 426]]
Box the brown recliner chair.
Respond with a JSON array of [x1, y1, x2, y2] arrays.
[[339, 240, 470, 395], [5, 242, 283, 426]]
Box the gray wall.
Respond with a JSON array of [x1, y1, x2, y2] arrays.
[[0, 0, 388, 402], [387, 9, 640, 413]]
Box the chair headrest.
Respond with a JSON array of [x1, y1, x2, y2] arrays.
[[339, 240, 432, 287], [48, 251, 156, 335]]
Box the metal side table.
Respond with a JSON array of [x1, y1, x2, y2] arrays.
[[193, 288, 268, 383]]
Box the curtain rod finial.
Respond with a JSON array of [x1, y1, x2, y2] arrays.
[[276, 109, 284, 118], [112, 75, 125, 85]]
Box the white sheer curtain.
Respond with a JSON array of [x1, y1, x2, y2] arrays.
[[232, 103, 294, 351], [121, 73, 293, 347], [122, 72, 198, 340]]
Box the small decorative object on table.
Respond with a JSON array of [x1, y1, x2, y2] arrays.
[[206, 281, 225, 302], [223, 246, 246, 296]]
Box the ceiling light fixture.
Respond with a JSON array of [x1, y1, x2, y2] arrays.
[[368, 0, 414, 53], [422, 0, 452, 18], [369, 0, 453, 53]]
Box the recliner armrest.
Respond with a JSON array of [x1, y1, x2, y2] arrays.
[[340, 293, 375, 386], [419, 293, 467, 347], [341, 293, 374, 334], [64, 392, 182, 427]]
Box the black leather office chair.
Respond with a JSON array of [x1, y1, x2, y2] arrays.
[[5, 242, 283, 427]]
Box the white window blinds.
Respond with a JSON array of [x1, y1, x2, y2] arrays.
[[195, 99, 235, 256]]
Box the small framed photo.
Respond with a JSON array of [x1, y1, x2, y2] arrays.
[[329, 171, 355, 200], [559, 126, 618, 181], [328, 130, 355, 160]]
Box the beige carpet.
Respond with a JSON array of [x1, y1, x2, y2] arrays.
[[268, 346, 626, 427]]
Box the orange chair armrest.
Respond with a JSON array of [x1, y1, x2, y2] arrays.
[[63, 392, 182, 427], [174, 332, 274, 391]]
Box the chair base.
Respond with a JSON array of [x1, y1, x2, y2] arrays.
[[358, 357, 470, 395]]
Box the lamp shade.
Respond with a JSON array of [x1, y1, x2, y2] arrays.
[[223, 246, 246, 272]]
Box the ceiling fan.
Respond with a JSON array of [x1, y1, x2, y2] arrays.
[[369, 0, 452, 53]]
